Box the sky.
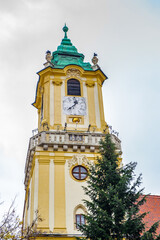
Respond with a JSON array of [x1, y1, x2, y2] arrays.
[[0, 0, 160, 218]]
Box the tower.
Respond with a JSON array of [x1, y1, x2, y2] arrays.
[[23, 25, 121, 239]]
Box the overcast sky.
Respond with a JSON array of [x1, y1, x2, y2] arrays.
[[0, 0, 160, 218]]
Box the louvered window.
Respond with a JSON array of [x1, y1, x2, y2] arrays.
[[67, 79, 81, 96]]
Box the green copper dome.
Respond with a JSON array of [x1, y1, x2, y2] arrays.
[[51, 24, 93, 71]]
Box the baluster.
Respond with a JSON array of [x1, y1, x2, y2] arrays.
[[41, 131, 46, 143], [49, 132, 52, 142], [35, 137, 38, 145], [31, 138, 34, 148], [65, 133, 69, 143], [84, 135, 87, 144], [88, 134, 92, 144]]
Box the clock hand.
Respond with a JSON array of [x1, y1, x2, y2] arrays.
[[68, 100, 78, 110], [74, 99, 78, 105], [68, 103, 76, 110]]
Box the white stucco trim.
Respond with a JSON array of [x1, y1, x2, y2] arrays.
[[50, 80, 54, 126], [83, 82, 89, 128], [65, 154, 89, 234], [49, 153, 55, 156], [61, 80, 65, 126], [27, 179, 32, 226], [94, 82, 101, 128], [33, 158, 39, 219], [64, 153, 96, 158], [49, 159, 54, 231]]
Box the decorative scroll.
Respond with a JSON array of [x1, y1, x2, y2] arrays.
[[85, 80, 95, 87], [52, 79, 63, 85], [67, 155, 90, 168], [66, 68, 81, 78], [97, 79, 102, 86]]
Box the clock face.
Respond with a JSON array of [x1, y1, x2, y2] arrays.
[[63, 96, 87, 116]]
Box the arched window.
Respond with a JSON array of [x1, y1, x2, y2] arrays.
[[67, 79, 81, 96], [76, 214, 85, 229], [74, 205, 86, 229]]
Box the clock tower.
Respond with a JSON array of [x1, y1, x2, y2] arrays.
[[23, 25, 121, 239]]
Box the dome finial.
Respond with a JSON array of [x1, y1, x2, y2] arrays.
[[63, 23, 68, 38]]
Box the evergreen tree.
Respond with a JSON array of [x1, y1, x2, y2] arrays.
[[79, 134, 160, 240]]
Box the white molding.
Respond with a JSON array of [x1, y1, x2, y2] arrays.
[[27, 179, 32, 226], [83, 82, 89, 128], [49, 159, 54, 231], [61, 80, 65, 126], [64, 153, 95, 157], [50, 80, 54, 126], [94, 82, 101, 128], [65, 159, 88, 234], [34, 159, 39, 219], [49, 153, 55, 156]]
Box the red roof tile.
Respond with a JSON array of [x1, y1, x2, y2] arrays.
[[139, 195, 160, 234]]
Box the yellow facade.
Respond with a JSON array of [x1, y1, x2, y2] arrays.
[[33, 65, 107, 133], [23, 149, 104, 237], [23, 26, 122, 240]]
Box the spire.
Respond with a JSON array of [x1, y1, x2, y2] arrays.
[[50, 25, 93, 71], [63, 23, 68, 39], [59, 24, 74, 48]]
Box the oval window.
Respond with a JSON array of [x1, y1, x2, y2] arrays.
[[72, 165, 88, 180]]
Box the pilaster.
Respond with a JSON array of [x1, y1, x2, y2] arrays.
[[53, 154, 67, 233]]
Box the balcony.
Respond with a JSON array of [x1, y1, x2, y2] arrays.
[[30, 131, 104, 149], [24, 130, 121, 189]]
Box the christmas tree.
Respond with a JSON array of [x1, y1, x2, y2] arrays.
[[79, 134, 160, 240]]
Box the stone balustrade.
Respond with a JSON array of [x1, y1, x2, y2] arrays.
[[24, 130, 121, 189], [30, 131, 104, 150]]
